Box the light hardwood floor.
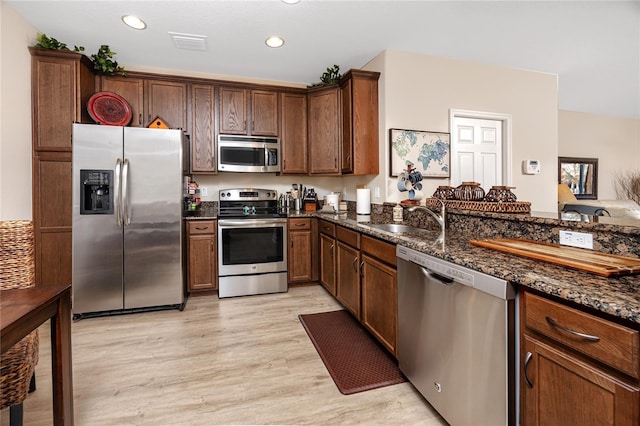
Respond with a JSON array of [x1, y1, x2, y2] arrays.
[[2, 285, 447, 425]]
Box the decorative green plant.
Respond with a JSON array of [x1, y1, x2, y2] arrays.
[[34, 33, 84, 52], [90, 45, 126, 76], [308, 64, 342, 87]]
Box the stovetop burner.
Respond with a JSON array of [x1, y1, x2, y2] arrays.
[[218, 188, 286, 219]]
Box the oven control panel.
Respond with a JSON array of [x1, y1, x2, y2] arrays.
[[219, 188, 277, 201]]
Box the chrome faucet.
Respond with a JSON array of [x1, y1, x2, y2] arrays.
[[407, 198, 446, 234]]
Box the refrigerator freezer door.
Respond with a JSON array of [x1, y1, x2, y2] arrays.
[[72, 124, 125, 314], [122, 127, 184, 309]]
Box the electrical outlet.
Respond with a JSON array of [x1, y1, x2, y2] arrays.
[[200, 186, 207, 197], [559, 230, 593, 249]]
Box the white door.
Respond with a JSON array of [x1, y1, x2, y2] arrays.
[[451, 117, 503, 187]]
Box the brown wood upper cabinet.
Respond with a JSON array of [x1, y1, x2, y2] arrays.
[[99, 76, 144, 127], [280, 92, 308, 174], [219, 87, 279, 136], [340, 70, 380, 175], [144, 80, 188, 130], [308, 69, 380, 175], [30, 47, 94, 151], [190, 84, 216, 173]]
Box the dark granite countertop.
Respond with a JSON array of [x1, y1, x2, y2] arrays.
[[314, 211, 640, 327], [184, 206, 640, 326]]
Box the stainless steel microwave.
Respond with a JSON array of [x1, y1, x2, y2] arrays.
[[217, 135, 280, 173]]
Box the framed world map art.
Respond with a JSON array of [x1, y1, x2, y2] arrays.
[[389, 128, 450, 178]]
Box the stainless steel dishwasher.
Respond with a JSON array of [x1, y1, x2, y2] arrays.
[[397, 245, 516, 426]]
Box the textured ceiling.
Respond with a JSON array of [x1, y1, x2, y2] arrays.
[[7, 0, 640, 119]]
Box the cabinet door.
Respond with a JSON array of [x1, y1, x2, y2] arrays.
[[188, 233, 217, 291], [361, 253, 397, 355], [280, 92, 308, 174], [251, 90, 278, 136], [308, 87, 340, 174], [33, 154, 73, 286], [336, 241, 361, 319], [522, 335, 640, 426], [341, 70, 380, 175], [30, 49, 94, 151], [100, 76, 144, 127], [288, 230, 312, 282], [191, 84, 216, 173], [219, 87, 248, 134], [145, 80, 188, 130], [320, 234, 336, 295]]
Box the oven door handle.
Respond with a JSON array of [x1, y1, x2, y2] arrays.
[[218, 219, 288, 227]]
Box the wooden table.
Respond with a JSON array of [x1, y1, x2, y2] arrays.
[[1, 285, 73, 425]]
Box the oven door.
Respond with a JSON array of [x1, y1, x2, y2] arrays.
[[218, 218, 288, 276]]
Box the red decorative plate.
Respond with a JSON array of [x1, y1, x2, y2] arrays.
[[87, 92, 132, 126]]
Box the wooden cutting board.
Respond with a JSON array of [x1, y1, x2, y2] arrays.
[[470, 238, 640, 277]]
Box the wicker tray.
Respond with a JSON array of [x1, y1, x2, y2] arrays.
[[426, 199, 531, 214]]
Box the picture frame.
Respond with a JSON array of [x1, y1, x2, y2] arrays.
[[558, 156, 598, 200], [389, 128, 450, 178]]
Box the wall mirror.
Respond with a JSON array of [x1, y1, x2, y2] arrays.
[[558, 157, 598, 200]]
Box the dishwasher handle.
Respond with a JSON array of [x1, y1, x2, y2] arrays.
[[420, 266, 454, 285]]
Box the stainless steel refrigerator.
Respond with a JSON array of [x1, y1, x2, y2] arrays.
[[72, 123, 185, 319]]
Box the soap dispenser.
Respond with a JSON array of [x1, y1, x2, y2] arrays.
[[393, 202, 403, 222]]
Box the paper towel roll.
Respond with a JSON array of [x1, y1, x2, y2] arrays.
[[356, 188, 371, 215]]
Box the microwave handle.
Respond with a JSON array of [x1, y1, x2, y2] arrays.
[[264, 145, 269, 167]]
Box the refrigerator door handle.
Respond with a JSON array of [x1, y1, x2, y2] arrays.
[[122, 158, 131, 226], [115, 158, 123, 226]]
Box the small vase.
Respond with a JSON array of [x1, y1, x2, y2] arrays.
[[484, 186, 517, 202], [454, 182, 485, 201], [432, 186, 456, 200]]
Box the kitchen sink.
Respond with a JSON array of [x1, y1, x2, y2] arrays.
[[364, 223, 421, 233]]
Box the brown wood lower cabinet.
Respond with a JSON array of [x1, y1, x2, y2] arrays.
[[187, 221, 217, 292], [288, 218, 318, 284], [336, 240, 360, 319], [319, 220, 336, 295], [361, 235, 397, 356], [521, 291, 640, 425]]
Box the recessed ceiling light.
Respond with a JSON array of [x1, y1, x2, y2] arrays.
[[265, 36, 285, 48], [282, 0, 301, 4], [122, 15, 146, 30]]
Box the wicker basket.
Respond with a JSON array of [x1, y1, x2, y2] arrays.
[[426, 199, 531, 214], [0, 220, 35, 290], [0, 220, 39, 409]]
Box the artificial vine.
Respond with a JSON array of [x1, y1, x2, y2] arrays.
[[308, 64, 342, 87]]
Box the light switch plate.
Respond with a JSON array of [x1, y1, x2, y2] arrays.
[[200, 187, 207, 197], [559, 230, 593, 249]]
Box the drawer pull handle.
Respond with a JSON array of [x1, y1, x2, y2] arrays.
[[195, 226, 209, 230], [295, 223, 305, 227], [324, 227, 331, 231], [546, 316, 600, 342], [524, 352, 533, 388]]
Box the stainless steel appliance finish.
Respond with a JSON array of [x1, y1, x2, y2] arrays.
[[72, 124, 185, 318], [217, 188, 288, 298], [217, 135, 280, 173], [397, 245, 516, 426]]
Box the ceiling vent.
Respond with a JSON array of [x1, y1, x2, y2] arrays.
[[168, 32, 208, 51]]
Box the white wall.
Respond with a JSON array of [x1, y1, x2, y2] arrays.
[[347, 50, 559, 213], [0, 2, 37, 220], [559, 110, 640, 200]]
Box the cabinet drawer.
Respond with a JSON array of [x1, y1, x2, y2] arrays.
[[188, 220, 216, 235], [318, 220, 335, 237], [289, 218, 311, 230], [337, 225, 360, 249], [361, 235, 396, 267], [523, 292, 639, 378]]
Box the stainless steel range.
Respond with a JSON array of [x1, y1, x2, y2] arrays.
[[217, 188, 288, 298]]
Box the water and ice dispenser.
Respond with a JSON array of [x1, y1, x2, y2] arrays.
[[80, 170, 113, 214]]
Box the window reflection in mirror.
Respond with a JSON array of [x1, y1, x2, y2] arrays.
[[558, 157, 598, 200]]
